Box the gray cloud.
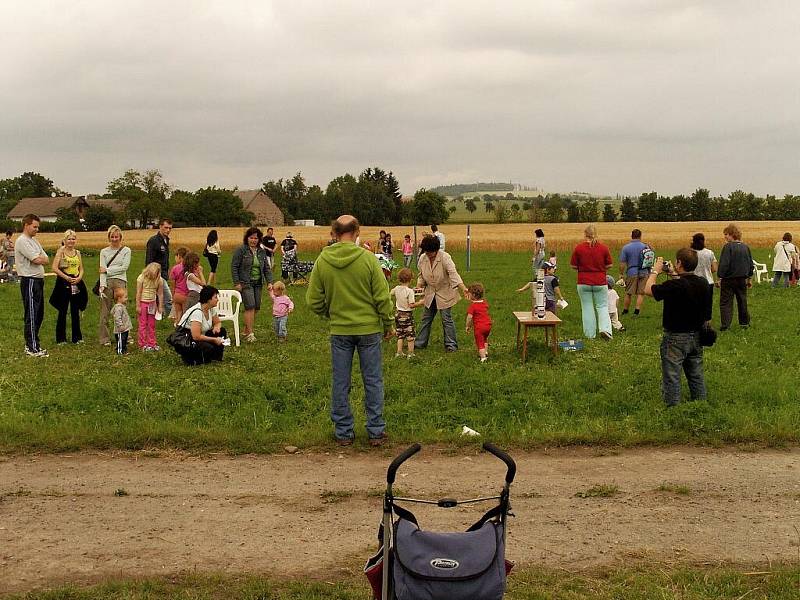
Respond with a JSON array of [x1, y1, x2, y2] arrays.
[[1, 0, 799, 197]]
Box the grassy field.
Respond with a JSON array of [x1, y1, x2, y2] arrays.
[[8, 566, 800, 599], [31, 221, 800, 253], [0, 243, 797, 454]]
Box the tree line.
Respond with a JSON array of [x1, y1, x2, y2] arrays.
[[0, 168, 451, 231], [452, 189, 800, 224]]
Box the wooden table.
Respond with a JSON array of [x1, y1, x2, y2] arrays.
[[514, 311, 562, 361]]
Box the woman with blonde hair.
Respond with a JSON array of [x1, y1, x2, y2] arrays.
[[570, 225, 614, 339], [98, 225, 131, 346], [49, 229, 89, 344]]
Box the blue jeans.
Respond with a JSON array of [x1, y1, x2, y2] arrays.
[[330, 333, 386, 441], [772, 271, 792, 287], [273, 315, 288, 338], [414, 299, 457, 350], [576, 284, 611, 338], [660, 331, 706, 406]]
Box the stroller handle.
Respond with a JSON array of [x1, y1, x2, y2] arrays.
[[387, 443, 421, 484], [483, 442, 516, 484]]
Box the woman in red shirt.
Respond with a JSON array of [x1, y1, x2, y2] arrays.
[[570, 225, 613, 340]]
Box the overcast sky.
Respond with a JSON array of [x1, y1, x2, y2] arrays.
[[1, 1, 799, 197]]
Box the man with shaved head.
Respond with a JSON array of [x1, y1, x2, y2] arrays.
[[307, 215, 394, 447]]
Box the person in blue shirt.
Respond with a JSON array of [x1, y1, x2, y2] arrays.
[[618, 229, 651, 316]]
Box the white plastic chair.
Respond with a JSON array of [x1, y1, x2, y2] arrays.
[[216, 289, 242, 346], [752, 260, 768, 284]]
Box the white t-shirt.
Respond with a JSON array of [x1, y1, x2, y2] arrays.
[[434, 231, 446, 251], [186, 272, 203, 293], [390, 285, 416, 311], [693, 248, 716, 284], [15, 234, 46, 278], [179, 305, 218, 333]]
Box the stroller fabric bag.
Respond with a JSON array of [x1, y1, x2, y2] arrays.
[[392, 517, 506, 600]]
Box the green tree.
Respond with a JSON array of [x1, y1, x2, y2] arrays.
[[83, 205, 117, 231], [565, 199, 581, 223], [637, 192, 658, 221], [324, 174, 357, 222], [107, 169, 171, 228], [544, 195, 563, 223], [410, 189, 449, 225], [0, 172, 67, 217], [689, 188, 712, 221], [484, 200, 494, 213], [619, 196, 638, 221], [493, 200, 510, 223], [465, 198, 477, 214], [581, 197, 599, 222], [602, 203, 616, 222]]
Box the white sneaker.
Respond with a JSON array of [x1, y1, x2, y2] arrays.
[[245, 333, 257, 343], [480, 356, 488, 363], [395, 352, 405, 358]]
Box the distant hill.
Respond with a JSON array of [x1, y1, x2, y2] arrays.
[[430, 182, 518, 197]]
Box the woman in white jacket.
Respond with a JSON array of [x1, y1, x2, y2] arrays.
[[772, 233, 798, 287]]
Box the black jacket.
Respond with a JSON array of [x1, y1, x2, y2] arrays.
[[145, 233, 170, 280], [718, 241, 754, 279]]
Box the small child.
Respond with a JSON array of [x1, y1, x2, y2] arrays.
[[402, 235, 413, 268], [389, 268, 422, 357], [269, 280, 294, 341], [136, 262, 165, 351], [548, 250, 557, 270], [466, 282, 492, 363], [111, 286, 133, 355], [607, 275, 625, 331], [517, 262, 564, 314], [169, 247, 189, 323]]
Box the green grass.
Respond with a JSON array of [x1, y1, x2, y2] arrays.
[[8, 566, 800, 599], [0, 247, 798, 453]]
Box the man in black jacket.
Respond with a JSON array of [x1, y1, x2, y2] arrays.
[[645, 248, 711, 407], [717, 223, 753, 330], [145, 218, 173, 315]]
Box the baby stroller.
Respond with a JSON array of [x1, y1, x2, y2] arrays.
[[365, 442, 516, 600], [281, 248, 314, 285]]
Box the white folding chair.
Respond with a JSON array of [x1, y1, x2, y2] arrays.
[[752, 260, 768, 284], [216, 289, 242, 346]]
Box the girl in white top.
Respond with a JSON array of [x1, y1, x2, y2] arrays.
[[183, 252, 206, 309], [771, 233, 798, 288], [691, 233, 717, 322]]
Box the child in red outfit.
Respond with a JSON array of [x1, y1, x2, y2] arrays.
[[465, 282, 492, 362]]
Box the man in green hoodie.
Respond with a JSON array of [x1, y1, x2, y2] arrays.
[[307, 215, 394, 447]]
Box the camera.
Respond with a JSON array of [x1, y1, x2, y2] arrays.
[[663, 260, 674, 274]]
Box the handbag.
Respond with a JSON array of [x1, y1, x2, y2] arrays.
[[166, 306, 202, 351], [93, 247, 124, 296]]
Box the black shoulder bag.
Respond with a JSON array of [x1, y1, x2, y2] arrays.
[[166, 306, 203, 351]]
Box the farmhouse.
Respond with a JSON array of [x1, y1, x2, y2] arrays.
[[234, 190, 284, 227], [7, 195, 123, 223]]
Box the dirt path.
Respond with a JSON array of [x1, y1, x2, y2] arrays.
[[1, 447, 799, 594]]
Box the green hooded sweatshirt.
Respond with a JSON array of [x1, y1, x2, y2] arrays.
[[306, 242, 394, 335]]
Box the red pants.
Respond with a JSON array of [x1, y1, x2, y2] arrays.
[[473, 325, 491, 350]]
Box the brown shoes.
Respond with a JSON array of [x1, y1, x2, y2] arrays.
[[369, 432, 389, 447], [336, 437, 354, 447]]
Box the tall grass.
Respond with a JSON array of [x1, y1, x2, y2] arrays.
[[0, 248, 797, 453], [31, 221, 800, 253]]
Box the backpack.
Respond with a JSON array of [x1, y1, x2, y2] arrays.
[[639, 244, 655, 270]]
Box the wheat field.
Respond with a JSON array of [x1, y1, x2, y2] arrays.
[[34, 221, 798, 252]]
